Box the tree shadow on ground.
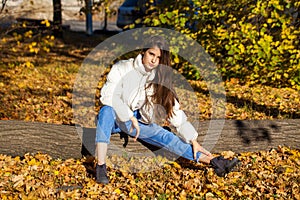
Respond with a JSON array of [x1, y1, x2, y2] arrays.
[[235, 120, 280, 145], [0, 24, 120, 67], [192, 84, 300, 119], [227, 96, 300, 119]]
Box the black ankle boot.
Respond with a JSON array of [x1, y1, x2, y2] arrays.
[[96, 164, 109, 184], [210, 156, 240, 177]]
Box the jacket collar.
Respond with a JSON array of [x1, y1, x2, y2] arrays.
[[134, 54, 156, 80]]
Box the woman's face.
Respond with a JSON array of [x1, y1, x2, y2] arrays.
[[142, 47, 161, 72]]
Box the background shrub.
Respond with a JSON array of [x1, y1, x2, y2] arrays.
[[140, 0, 300, 89]]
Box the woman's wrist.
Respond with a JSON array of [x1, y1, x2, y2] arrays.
[[130, 116, 137, 121], [190, 139, 198, 145]]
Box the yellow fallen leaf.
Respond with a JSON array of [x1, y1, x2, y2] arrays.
[[11, 175, 23, 183], [221, 151, 235, 159], [13, 179, 24, 188], [114, 188, 121, 195], [285, 166, 294, 173], [167, 161, 181, 169], [205, 192, 216, 200], [28, 158, 37, 166]]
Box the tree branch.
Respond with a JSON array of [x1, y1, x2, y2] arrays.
[[1, 0, 8, 13]]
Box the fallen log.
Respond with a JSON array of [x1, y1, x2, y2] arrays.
[[0, 119, 299, 159]]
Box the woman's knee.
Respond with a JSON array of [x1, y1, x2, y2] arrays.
[[95, 106, 115, 143], [98, 106, 115, 119]]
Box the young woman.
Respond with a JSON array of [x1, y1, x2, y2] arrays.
[[95, 35, 239, 184]]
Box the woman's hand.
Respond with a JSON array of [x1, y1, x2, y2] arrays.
[[191, 140, 212, 160], [130, 116, 140, 142]]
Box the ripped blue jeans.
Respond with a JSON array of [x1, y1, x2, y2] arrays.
[[95, 105, 201, 161]]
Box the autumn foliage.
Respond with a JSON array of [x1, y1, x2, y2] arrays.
[[0, 1, 300, 198], [0, 146, 299, 199], [142, 0, 300, 89]]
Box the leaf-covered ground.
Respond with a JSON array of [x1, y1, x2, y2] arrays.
[[1, 29, 300, 124], [0, 146, 299, 199], [0, 29, 300, 199]]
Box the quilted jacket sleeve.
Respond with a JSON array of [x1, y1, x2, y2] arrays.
[[100, 62, 134, 122]]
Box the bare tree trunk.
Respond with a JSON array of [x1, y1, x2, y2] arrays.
[[103, 7, 107, 31], [53, 0, 62, 37], [85, 0, 93, 35]]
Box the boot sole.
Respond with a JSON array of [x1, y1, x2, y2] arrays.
[[96, 179, 109, 184]]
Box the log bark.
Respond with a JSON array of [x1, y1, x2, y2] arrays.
[[0, 119, 299, 159], [0, 120, 81, 159], [195, 119, 300, 153]]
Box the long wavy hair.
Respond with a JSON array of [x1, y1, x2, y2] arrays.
[[142, 35, 177, 120]]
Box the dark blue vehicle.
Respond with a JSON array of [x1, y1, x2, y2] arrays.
[[116, 0, 199, 30], [116, 0, 154, 29]]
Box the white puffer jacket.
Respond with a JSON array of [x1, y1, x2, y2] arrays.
[[100, 54, 198, 143]]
